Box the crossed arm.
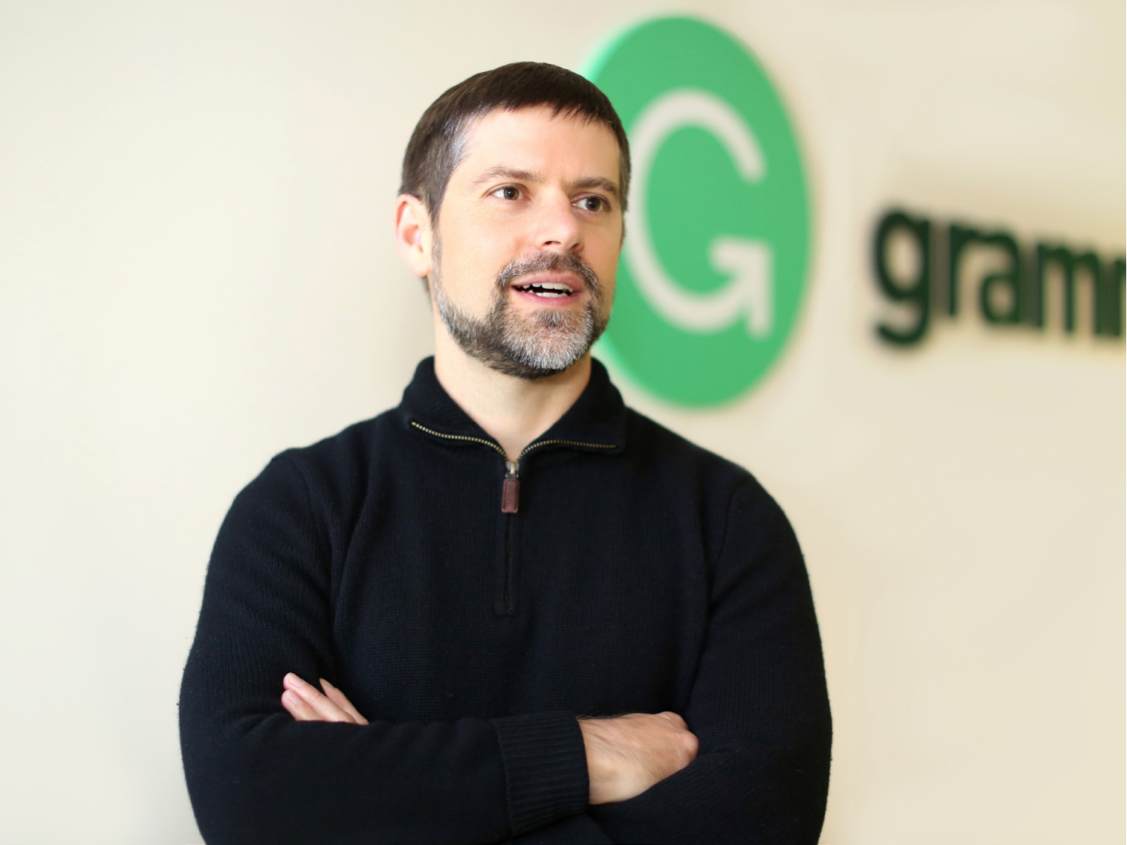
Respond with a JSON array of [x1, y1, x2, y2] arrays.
[[182, 458, 830, 844], [279, 673, 699, 806]]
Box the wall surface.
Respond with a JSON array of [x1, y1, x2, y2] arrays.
[[0, 1, 1122, 843]]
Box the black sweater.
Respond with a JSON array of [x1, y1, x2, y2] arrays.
[[179, 358, 831, 844]]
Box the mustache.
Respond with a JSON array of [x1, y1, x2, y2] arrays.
[[496, 251, 600, 293]]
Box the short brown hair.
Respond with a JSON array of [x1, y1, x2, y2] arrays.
[[399, 62, 630, 222]]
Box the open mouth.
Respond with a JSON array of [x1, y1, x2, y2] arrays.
[[511, 281, 576, 299]]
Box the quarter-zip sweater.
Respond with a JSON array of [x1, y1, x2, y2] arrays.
[[180, 358, 831, 845]]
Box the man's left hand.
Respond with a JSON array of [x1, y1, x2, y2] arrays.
[[281, 673, 369, 725]]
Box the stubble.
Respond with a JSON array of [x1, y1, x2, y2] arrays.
[[430, 242, 610, 380]]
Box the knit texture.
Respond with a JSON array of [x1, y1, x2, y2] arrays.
[[179, 357, 831, 844]]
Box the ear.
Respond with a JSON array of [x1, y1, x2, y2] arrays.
[[394, 194, 433, 278]]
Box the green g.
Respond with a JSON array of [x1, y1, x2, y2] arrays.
[[586, 16, 811, 406]]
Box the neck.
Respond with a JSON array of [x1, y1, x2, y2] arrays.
[[433, 329, 592, 461]]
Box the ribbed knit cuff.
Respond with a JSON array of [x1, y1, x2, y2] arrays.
[[490, 711, 589, 836]]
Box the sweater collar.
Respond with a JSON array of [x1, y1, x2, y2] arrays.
[[399, 356, 627, 455]]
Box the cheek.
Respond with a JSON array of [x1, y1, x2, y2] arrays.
[[437, 230, 503, 305], [448, 216, 521, 274], [589, 241, 621, 288]]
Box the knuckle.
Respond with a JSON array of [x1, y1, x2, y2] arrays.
[[684, 733, 699, 757]]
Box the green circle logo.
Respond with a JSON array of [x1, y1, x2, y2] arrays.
[[586, 16, 811, 406]]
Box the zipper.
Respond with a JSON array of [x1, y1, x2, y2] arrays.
[[516, 438, 617, 462], [502, 518, 512, 614], [410, 421, 615, 514], [411, 420, 616, 616], [500, 440, 619, 513], [409, 422, 507, 459], [502, 460, 520, 514]]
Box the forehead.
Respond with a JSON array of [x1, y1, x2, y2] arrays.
[[454, 105, 621, 185]]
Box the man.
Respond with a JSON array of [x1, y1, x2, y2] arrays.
[[180, 62, 831, 844]]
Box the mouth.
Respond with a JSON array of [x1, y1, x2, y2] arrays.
[[509, 274, 581, 300]]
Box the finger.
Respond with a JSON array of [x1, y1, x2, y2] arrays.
[[283, 673, 354, 723], [281, 689, 320, 721], [320, 679, 369, 725]]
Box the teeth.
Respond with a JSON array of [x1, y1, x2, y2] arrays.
[[514, 281, 574, 297]]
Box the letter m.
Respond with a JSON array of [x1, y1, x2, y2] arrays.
[[1031, 243, 1102, 334]]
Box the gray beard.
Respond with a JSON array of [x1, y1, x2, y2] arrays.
[[430, 245, 610, 380]]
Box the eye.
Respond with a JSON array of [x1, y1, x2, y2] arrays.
[[492, 185, 521, 200], [577, 195, 608, 212]]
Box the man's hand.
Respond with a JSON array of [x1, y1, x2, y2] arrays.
[[280, 673, 369, 725], [578, 712, 699, 805]]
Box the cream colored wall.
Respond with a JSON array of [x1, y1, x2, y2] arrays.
[[0, 2, 1121, 843]]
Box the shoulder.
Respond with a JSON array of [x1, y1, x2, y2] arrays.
[[621, 405, 794, 548], [283, 410, 393, 469], [623, 406, 757, 495], [241, 408, 404, 508]]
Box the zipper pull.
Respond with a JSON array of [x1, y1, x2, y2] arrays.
[[501, 460, 520, 514]]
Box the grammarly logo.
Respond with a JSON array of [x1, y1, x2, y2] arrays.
[[586, 17, 811, 406]]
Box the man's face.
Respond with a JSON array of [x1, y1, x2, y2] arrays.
[[427, 105, 624, 379]]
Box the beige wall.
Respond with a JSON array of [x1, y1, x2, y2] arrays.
[[0, 2, 1122, 843]]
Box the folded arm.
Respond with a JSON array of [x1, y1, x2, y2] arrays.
[[179, 455, 590, 845], [587, 478, 833, 844], [280, 676, 699, 807], [278, 675, 702, 844]]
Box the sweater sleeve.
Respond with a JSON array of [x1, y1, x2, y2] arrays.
[[511, 814, 615, 844], [588, 478, 832, 844], [179, 454, 589, 845]]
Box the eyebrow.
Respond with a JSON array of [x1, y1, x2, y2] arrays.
[[473, 166, 620, 199]]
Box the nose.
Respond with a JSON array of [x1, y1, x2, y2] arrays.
[[533, 191, 582, 253]]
